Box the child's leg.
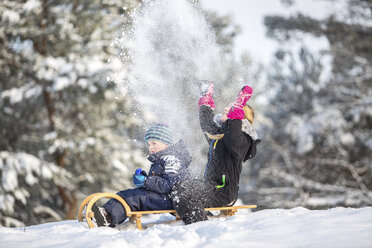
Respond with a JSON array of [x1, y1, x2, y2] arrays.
[[103, 197, 127, 226], [103, 188, 146, 225], [103, 188, 172, 226], [171, 179, 221, 224]]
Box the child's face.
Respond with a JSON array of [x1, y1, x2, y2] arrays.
[[147, 140, 169, 154]]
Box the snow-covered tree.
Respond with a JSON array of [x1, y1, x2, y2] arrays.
[[0, 0, 145, 226], [0, 152, 72, 226], [256, 0, 372, 209]]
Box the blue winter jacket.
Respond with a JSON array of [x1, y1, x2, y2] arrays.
[[143, 139, 191, 194]]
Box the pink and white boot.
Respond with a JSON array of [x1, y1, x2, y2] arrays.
[[227, 85, 253, 120], [198, 80, 215, 109]]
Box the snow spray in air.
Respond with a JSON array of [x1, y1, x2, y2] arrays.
[[118, 0, 227, 176]]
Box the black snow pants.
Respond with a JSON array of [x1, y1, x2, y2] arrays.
[[170, 179, 230, 224]]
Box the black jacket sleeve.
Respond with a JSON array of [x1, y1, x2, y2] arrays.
[[199, 105, 222, 137], [222, 119, 252, 161]]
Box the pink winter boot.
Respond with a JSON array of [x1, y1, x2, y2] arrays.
[[227, 85, 253, 120], [198, 80, 215, 109]]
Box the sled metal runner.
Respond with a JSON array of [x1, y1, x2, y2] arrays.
[[78, 192, 257, 230]]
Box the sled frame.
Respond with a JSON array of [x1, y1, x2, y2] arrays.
[[78, 192, 257, 230]]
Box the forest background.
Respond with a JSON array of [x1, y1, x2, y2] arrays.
[[0, 0, 371, 227]]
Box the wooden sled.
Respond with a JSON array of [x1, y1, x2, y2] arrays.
[[77, 192, 257, 230]]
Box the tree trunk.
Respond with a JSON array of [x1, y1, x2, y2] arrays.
[[40, 0, 76, 220]]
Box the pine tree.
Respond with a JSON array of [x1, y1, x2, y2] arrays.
[[258, 0, 372, 208], [0, 0, 144, 226]]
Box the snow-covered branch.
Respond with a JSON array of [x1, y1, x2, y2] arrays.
[[33, 206, 63, 222]]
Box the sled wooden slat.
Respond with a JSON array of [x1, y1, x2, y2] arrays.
[[206, 205, 257, 211], [77, 193, 101, 222], [131, 209, 177, 215], [131, 205, 257, 216], [78, 192, 257, 230], [78, 192, 132, 228]]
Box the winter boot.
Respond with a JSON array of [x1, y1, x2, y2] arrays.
[[92, 204, 113, 227], [206, 211, 214, 217], [182, 210, 208, 225], [198, 80, 215, 109], [227, 85, 253, 120]]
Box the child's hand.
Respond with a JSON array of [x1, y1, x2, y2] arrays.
[[199, 80, 213, 97], [198, 81, 215, 109], [133, 168, 148, 187], [133, 174, 146, 187], [227, 85, 253, 120], [135, 168, 148, 177]]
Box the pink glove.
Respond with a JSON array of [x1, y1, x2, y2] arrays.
[[198, 81, 215, 109], [227, 85, 253, 120]]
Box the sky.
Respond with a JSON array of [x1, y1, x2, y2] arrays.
[[200, 0, 335, 65]]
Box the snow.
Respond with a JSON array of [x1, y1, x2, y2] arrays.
[[53, 77, 72, 91], [0, 83, 42, 104], [116, 0, 232, 170], [340, 133, 355, 146], [1, 160, 18, 192], [23, 0, 41, 13], [1, 207, 371, 248], [285, 105, 354, 155], [1, 9, 20, 24], [0, 195, 15, 215], [0, 152, 71, 214], [285, 116, 314, 155], [119, 0, 224, 130]]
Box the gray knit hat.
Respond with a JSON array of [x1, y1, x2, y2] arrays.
[[144, 123, 173, 146]]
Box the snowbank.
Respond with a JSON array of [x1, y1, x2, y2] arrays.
[[1, 207, 372, 248]]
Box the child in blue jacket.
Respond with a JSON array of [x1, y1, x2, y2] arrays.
[[93, 123, 192, 227]]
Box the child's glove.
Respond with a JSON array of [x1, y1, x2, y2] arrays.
[[198, 80, 215, 109], [227, 85, 253, 120], [135, 168, 148, 177], [133, 168, 148, 187]]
